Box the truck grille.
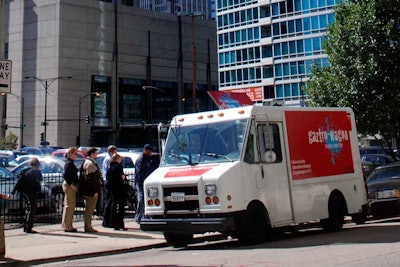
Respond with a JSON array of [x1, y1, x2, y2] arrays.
[[163, 185, 199, 212]]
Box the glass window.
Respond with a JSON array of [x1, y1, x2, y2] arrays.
[[294, 0, 302, 11], [283, 63, 290, 76], [310, 0, 317, 8], [298, 60, 305, 74], [276, 84, 284, 98], [279, 1, 286, 14], [280, 22, 287, 35], [248, 28, 253, 40], [296, 19, 303, 32], [261, 25, 272, 38], [318, 0, 326, 7], [282, 42, 289, 56], [327, 13, 335, 24], [247, 9, 253, 20], [275, 64, 283, 77], [243, 49, 248, 61], [249, 68, 255, 80], [274, 44, 281, 57], [288, 20, 295, 33], [236, 50, 242, 61], [313, 37, 321, 51], [327, 0, 335, 5], [305, 38, 312, 52], [290, 62, 298, 75], [272, 3, 279, 16], [248, 48, 254, 60], [302, 0, 310, 10], [311, 16, 319, 30], [219, 54, 225, 65], [297, 40, 304, 53], [263, 66, 273, 78], [220, 72, 225, 84], [264, 85, 275, 99], [289, 41, 296, 54], [303, 17, 311, 32], [284, 84, 291, 97], [243, 68, 249, 80], [255, 47, 260, 59], [237, 69, 242, 81], [253, 8, 258, 20], [231, 70, 237, 82], [225, 52, 230, 64], [236, 30, 241, 42], [260, 6, 270, 18], [230, 51, 236, 63], [320, 14, 327, 28], [273, 23, 280, 35], [292, 83, 299, 96], [241, 29, 247, 41], [262, 45, 273, 58], [256, 68, 261, 79], [254, 28, 260, 39], [258, 124, 283, 164]]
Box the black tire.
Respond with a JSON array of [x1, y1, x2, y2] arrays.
[[163, 232, 194, 248], [321, 196, 345, 232], [236, 206, 269, 245], [351, 213, 367, 224]]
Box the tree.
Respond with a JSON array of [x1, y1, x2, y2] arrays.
[[306, 0, 400, 155], [0, 132, 18, 150]]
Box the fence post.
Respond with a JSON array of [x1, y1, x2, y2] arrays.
[[0, 220, 5, 258]]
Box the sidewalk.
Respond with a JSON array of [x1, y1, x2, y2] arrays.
[[0, 218, 167, 265]]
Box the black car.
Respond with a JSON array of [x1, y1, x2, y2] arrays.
[[366, 163, 400, 217]]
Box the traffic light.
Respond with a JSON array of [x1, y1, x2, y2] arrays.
[[85, 115, 90, 124], [40, 132, 44, 142]]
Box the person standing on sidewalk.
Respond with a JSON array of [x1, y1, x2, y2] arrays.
[[106, 153, 128, 230], [80, 147, 102, 233], [11, 158, 42, 233], [61, 147, 79, 232], [102, 145, 117, 228], [134, 144, 157, 224]]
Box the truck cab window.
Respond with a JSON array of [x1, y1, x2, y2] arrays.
[[258, 123, 282, 163], [244, 120, 258, 163]]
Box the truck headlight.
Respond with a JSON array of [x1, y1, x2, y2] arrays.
[[147, 187, 158, 198], [205, 184, 217, 195]]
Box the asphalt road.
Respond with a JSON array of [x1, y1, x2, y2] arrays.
[[31, 217, 400, 267]]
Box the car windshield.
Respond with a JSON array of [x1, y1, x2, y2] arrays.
[[367, 166, 400, 183], [161, 119, 248, 166]]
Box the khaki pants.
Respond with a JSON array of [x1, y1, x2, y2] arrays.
[[84, 195, 98, 230], [61, 181, 76, 231]]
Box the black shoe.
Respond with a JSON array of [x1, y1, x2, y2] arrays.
[[64, 228, 77, 232], [26, 229, 37, 234]]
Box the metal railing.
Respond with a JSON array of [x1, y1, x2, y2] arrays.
[[0, 173, 137, 225]]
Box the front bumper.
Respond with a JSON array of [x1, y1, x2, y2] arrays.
[[369, 198, 400, 217], [140, 216, 236, 234]]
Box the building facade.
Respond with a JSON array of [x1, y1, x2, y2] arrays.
[[3, 0, 218, 148], [138, 0, 213, 20], [216, 0, 341, 105]]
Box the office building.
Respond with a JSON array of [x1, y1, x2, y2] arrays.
[[216, 0, 341, 105], [3, 0, 217, 148]]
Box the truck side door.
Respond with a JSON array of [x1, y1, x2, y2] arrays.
[[257, 123, 293, 226]]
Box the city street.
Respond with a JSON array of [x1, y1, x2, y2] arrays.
[[31, 217, 400, 267]]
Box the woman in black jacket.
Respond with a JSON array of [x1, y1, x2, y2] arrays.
[[61, 147, 79, 232], [105, 153, 127, 230]]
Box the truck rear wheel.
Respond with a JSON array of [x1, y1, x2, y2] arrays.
[[236, 205, 269, 245], [163, 232, 193, 248], [320, 194, 345, 232]]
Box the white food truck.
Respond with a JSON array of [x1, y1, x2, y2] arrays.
[[140, 106, 367, 247]]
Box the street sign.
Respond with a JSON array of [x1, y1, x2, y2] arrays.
[[0, 60, 11, 93]]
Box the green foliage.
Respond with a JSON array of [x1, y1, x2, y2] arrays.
[[0, 132, 18, 150], [306, 0, 400, 151]]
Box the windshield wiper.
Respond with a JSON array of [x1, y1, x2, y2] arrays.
[[169, 152, 190, 164], [201, 152, 233, 162]]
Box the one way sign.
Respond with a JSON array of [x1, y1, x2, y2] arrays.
[[0, 59, 11, 93]]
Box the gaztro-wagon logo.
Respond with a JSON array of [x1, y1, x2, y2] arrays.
[[308, 117, 350, 164]]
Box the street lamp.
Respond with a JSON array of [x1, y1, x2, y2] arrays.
[[77, 92, 100, 147], [177, 11, 203, 113], [1, 92, 24, 147], [25, 76, 72, 146]]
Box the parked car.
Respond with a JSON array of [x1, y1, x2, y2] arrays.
[[361, 154, 395, 167], [51, 149, 87, 159], [0, 166, 54, 215], [366, 163, 400, 217], [20, 146, 56, 155], [0, 155, 19, 170], [10, 156, 66, 212]]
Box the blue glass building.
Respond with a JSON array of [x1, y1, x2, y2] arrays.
[[216, 0, 342, 105]]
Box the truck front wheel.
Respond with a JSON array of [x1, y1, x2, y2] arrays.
[[163, 232, 193, 248], [236, 205, 269, 245]]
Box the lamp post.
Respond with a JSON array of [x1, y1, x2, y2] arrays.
[[1, 92, 24, 147], [77, 92, 100, 147], [25, 76, 72, 146], [177, 12, 203, 113]]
